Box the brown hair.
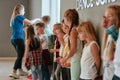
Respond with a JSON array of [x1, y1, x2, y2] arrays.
[[36, 22, 45, 28], [53, 23, 62, 30], [64, 9, 79, 47], [25, 25, 37, 46], [64, 9, 79, 35], [10, 4, 24, 26], [42, 15, 50, 24], [78, 21, 97, 41]]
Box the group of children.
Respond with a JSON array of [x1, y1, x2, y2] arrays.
[[10, 3, 120, 80]]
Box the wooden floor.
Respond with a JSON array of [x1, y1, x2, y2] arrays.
[[0, 58, 29, 80]]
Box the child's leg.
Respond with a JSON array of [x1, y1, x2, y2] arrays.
[[42, 64, 50, 80], [71, 61, 80, 80], [31, 65, 37, 80], [36, 65, 42, 80], [55, 64, 61, 80]]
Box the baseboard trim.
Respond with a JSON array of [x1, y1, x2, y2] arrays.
[[0, 57, 16, 61]]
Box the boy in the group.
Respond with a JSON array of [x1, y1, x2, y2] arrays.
[[36, 22, 51, 80]]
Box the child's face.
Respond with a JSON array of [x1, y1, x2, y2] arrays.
[[53, 25, 59, 35], [78, 28, 86, 41], [35, 26, 41, 35], [62, 23, 69, 34], [55, 30, 60, 37], [64, 17, 71, 28], [103, 8, 117, 28]]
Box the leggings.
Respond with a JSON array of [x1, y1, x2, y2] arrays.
[[11, 39, 25, 70]]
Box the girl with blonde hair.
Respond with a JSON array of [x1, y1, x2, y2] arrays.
[[9, 4, 32, 79], [101, 5, 120, 80], [78, 21, 100, 80]]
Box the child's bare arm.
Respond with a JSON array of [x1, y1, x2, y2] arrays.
[[91, 43, 100, 71]]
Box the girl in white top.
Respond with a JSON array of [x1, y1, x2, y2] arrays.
[[113, 28, 120, 80], [78, 21, 100, 80], [101, 5, 120, 80]]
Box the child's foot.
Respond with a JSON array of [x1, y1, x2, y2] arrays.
[[27, 74, 32, 79], [18, 70, 28, 76], [9, 72, 19, 79]]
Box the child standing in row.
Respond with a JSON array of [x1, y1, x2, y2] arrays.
[[24, 25, 42, 80], [78, 21, 100, 80], [101, 5, 120, 80], [50, 23, 61, 80], [41, 15, 52, 36], [61, 20, 71, 80], [55, 24, 65, 80], [61, 9, 83, 80], [35, 22, 51, 80]]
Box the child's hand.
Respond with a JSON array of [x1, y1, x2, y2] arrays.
[[56, 57, 61, 64], [60, 58, 66, 67], [49, 49, 55, 53]]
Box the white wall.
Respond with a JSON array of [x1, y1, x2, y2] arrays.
[[29, 0, 42, 19], [60, 0, 76, 20]]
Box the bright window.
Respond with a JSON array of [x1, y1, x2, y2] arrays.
[[42, 0, 60, 34]]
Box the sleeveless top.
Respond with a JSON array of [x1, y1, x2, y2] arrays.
[[80, 41, 99, 79], [70, 27, 83, 63]]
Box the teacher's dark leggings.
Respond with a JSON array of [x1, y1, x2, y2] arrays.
[[11, 39, 25, 70]]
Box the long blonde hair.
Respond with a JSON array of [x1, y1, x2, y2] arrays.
[[10, 4, 24, 26], [78, 21, 97, 42]]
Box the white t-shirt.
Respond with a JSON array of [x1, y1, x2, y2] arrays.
[[70, 38, 82, 63], [39, 34, 49, 49], [70, 27, 82, 63], [114, 28, 120, 77], [80, 41, 99, 79]]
